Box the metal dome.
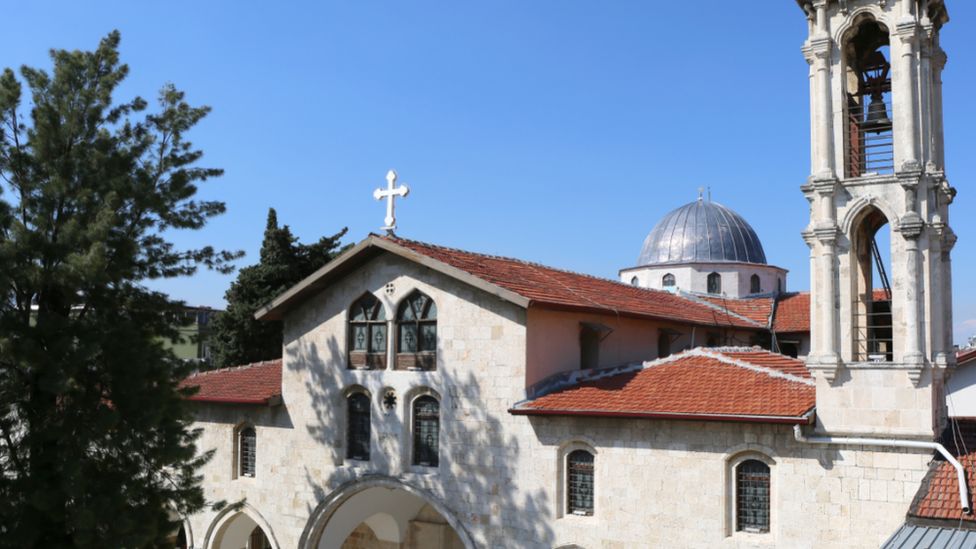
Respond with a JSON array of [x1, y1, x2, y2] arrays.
[[638, 199, 767, 265]]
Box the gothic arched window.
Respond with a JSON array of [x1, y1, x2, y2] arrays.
[[412, 395, 440, 467], [249, 526, 271, 549], [707, 272, 722, 295], [348, 293, 386, 369], [396, 291, 437, 370], [662, 273, 676, 288], [736, 459, 770, 533], [567, 450, 595, 516], [346, 392, 371, 461], [239, 426, 256, 478], [750, 274, 761, 294]]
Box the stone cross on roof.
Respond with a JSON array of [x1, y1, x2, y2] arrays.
[[373, 169, 409, 233]]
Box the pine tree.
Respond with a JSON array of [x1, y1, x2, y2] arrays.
[[208, 209, 347, 368], [0, 33, 240, 547]]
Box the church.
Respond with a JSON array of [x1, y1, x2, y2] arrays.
[[177, 1, 972, 547]]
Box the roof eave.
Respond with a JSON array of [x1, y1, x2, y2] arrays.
[[508, 406, 816, 425], [187, 395, 282, 406]]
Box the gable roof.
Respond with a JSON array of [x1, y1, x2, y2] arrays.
[[695, 294, 776, 327], [510, 347, 815, 424], [906, 419, 976, 525], [255, 234, 765, 330], [179, 359, 282, 405]]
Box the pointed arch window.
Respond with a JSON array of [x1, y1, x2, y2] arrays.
[[736, 459, 770, 533], [348, 293, 386, 369], [346, 392, 371, 461], [396, 291, 437, 370], [567, 450, 595, 516], [249, 526, 271, 549], [662, 273, 676, 288], [707, 272, 722, 295], [750, 274, 761, 294], [412, 395, 439, 467], [239, 426, 256, 478]]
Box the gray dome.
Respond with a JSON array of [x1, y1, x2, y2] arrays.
[[638, 199, 767, 265]]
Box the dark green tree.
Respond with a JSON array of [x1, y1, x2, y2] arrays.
[[0, 33, 240, 547], [209, 209, 347, 368]]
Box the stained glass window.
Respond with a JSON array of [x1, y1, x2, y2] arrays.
[[348, 293, 386, 368], [396, 291, 437, 369], [736, 459, 770, 533], [239, 426, 256, 477], [413, 396, 439, 466], [346, 393, 371, 461], [567, 450, 594, 516]]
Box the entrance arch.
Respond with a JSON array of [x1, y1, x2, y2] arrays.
[[204, 503, 280, 549], [300, 476, 475, 549]]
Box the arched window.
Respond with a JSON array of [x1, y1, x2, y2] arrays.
[[412, 396, 439, 467], [630, 276, 639, 286], [566, 450, 595, 516], [249, 526, 271, 549], [843, 16, 893, 177], [348, 293, 386, 369], [750, 274, 761, 294], [396, 291, 437, 370], [346, 392, 371, 461], [239, 426, 256, 478], [707, 272, 722, 295], [662, 273, 676, 288], [735, 459, 770, 533]]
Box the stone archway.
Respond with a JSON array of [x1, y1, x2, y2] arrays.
[[300, 476, 474, 549], [204, 503, 280, 549]]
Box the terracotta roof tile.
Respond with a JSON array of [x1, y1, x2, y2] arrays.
[[179, 359, 282, 405], [511, 347, 814, 422], [382, 236, 763, 329], [696, 295, 775, 327], [908, 420, 976, 523], [957, 348, 976, 368], [772, 292, 810, 333]]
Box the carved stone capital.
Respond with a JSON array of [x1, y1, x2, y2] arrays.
[[943, 226, 958, 251], [895, 21, 919, 45], [808, 36, 832, 61], [813, 222, 839, 244], [811, 176, 838, 195], [898, 160, 923, 175], [801, 228, 817, 248], [898, 213, 925, 240]]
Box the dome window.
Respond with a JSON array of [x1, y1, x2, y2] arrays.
[[662, 273, 675, 288], [750, 274, 761, 294], [707, 273, 722, 295]]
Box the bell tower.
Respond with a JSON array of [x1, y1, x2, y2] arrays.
[[798, 0, 955, 437]]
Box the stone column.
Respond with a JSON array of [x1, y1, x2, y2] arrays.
[[899, 178, 925, 367], [894, 22, 920, 172], [809, 1, 834, 179]]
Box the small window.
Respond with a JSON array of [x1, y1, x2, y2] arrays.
[[630, 276, 639, 286], [707, 272, 722, 295], [249, 526, 271, 549], [346, 393, 371, 461], [348, 293, 387, 369], [736, 460, 770, 533], [567, 450, 595, 516], [239, 426, 256, 478], [395, 291, 437, 370], [658, 331, 672, 359], [662, 273, 676, 287], [750, 274, 761, 294], [580, 325, 601, 370], [413, 396, 440, 467]]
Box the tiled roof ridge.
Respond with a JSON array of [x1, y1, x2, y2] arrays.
[[642, 346, 815, 387], [377, 233, 702, 301], [185, 358, 282, 380], [678, 291, 767, 328]]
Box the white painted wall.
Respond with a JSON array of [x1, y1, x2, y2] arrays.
[[621, 262, 787, 299], [947, 362, 976, 417]]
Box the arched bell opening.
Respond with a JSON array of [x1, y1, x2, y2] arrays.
[[850, 205, 893, 362], [842, 15, 893, 177]]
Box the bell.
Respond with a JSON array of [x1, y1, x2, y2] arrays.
[[864, 94, 891, 133]]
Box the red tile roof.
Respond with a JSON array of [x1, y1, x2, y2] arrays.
[[772, 292, 810, 333], [511, 347, 815, 423], [696, 295, 775, 327], [179, 360, 282, 405], [908, 419, 976, 523], [382, 236, 763, 329], [958, 348, 976, 368]]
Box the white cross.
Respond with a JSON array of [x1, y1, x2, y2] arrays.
[[373, 169, 410, 232]]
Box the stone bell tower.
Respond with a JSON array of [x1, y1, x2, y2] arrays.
[[797, 0, 955, 437]]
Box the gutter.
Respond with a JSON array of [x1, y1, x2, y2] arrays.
[[793, 424, 971, 514], [509, 407, 814, 425]]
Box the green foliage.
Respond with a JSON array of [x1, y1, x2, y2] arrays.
[[209, 208, 347, 368], [0, 32, 241, 547]]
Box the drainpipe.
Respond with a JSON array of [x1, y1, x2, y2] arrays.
[[793, 424, 971, 514]]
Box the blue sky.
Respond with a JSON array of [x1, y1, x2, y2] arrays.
[[3, 1, 975, 344]]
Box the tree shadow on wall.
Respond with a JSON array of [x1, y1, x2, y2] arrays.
[[285, 333, 555, 548]]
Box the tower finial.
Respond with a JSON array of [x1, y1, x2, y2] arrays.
[[698, 187, 704, 201]]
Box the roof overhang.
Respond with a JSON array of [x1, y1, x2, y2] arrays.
[[186, 394, 282, 406], [509, 406, 816, 425], [254, 235, 530, 321]]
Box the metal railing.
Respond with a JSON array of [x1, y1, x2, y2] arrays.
[[853, 299, 893, 362], [846, 98, 894, 177]]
